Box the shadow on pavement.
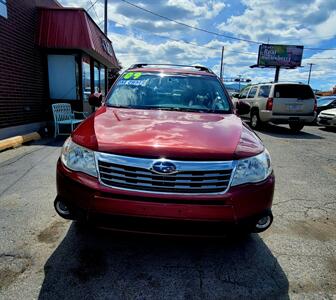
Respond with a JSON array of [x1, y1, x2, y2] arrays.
[[30, 136, 68, 148], [255, 123, 324, 140], [38, 224, 289, 300], [319, 127, 336, 133]]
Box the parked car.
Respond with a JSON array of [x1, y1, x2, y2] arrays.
[[317, 108, 336, 127], [316, 96, 336, 115], [54, 64, 274, 235], [236, 82, 317, 132]]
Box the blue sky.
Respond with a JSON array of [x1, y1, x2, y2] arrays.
[[59, 0, 336, 91]]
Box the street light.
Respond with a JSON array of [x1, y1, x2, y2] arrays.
[[234, 76, 251, 91]]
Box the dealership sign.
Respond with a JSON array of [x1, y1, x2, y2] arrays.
[[101, 37, 114, 57], [257, 44, 304, 68]]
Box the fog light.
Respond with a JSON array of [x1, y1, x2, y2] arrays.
[[54, 198, 71, 217], [256, 216, 272, 230]]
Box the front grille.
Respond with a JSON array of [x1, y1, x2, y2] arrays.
[[320, 114, 334, 118], [96, 153, 234, 194]]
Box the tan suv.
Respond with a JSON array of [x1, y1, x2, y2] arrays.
[[237, 82, 317, 132]]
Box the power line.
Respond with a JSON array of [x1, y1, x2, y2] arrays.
[[119, 0, 260, 45], [304, 57, 336, 60], [108, 18, 257, 56], [85, 1, 336, 59], [305, 47, 336, 51], [109, 18, 336, 59], [87, 0, 99, 12], [89, 0, 102, 25], [119, 0, 336, 51]]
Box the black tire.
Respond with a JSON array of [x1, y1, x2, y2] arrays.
[[250, 110, 262, 129], [289, 122, 304, 132]]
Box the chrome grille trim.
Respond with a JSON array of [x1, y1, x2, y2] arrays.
[[95, 152, 236, 195]]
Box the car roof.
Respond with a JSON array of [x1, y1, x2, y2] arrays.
[[318, 96, 336, 99], [127, 67, 217, 77], [251, 82, 309, 86]]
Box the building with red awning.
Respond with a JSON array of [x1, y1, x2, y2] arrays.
[[0, 0, 120, 139]]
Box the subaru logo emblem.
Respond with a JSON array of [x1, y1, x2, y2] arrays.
[[151, 160, 177, 175]]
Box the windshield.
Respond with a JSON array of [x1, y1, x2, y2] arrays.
[[317, 97, 336, 106], [106, 72, 231, 113]]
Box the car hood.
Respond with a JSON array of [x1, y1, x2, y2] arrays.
[[72, 106, 264, 160], [320, 108, 336, 115]]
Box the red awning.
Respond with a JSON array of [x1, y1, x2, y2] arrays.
[[37, 8, 119, 68]]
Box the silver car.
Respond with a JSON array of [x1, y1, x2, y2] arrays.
[[237, 82, 316, 132], [317, 108, 336, 127]]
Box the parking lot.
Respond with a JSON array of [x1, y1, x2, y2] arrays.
[[0, 124, 335, 300]]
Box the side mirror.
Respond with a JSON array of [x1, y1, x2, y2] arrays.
[[236, 100, 251, 115], [89, 92, 103, 107], [231, 92, 240, 98]]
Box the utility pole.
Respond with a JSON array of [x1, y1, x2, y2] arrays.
[[104, 0, 108, 35], [274, 66, 280, 83], [237, 74, 242, 91], [307, 63, 315, 85], [220, 46, 224, 81]]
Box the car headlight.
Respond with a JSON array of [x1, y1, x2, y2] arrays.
[[231, 149, 272, 186], [61, 137, 97, 177]]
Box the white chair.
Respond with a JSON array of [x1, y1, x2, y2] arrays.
[[52, 103, 87, 138]]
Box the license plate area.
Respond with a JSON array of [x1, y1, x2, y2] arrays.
[[289, 117, 300, 122], [287, 104, 303, 112]]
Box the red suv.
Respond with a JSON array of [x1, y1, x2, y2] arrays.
[[55, 64, 274, 235]]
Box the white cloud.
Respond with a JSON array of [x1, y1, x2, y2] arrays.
[[167, 0, 226, 19], [217, 0, 336, 46], [59, 0, 336, 90]]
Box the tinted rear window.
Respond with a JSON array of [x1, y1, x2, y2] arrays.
[[274, 84, 314, 99]]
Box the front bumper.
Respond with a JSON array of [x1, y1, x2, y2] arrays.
[[56, 159, 274, 232], [317, 115, 336, 126], [259, 110, 316, 124]]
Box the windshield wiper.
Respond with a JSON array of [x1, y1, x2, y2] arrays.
[[108, 105, 229, 114], [108, 105, 135, 109]]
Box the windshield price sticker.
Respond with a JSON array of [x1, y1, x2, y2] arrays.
[[118, 79, 146, 86], [123, 72, 142, 79]]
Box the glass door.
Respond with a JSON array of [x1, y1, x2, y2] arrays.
[[82, 56, 91, 113]]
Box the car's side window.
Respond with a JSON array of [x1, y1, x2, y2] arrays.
[[258, 85, 271, 98], [239, 88, 250, 99], [247, 86, 257, 98]]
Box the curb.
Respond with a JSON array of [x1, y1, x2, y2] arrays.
[[0, 132, 41, 152]]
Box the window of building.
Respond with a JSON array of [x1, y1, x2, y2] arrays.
[[48, 55, 78, 100], [94, 62, 100, 93], [100, 66, 106, 95], [0, 0, 7, 18], [82, 57, 91, 102]]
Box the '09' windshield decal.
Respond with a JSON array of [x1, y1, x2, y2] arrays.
[[123, 72, 142, 79]]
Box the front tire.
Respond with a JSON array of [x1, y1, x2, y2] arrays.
[[289, 122, 304, 132]]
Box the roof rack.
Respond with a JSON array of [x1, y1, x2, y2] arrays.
[[128, 63, 214, 74], [255, 81, 305, 85]]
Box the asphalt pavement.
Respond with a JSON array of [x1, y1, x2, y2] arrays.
[[0, 124, 335, 300]]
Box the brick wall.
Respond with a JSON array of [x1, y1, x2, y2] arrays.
[[0, 0, 60, 129]]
